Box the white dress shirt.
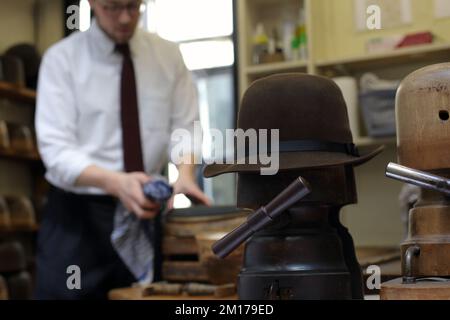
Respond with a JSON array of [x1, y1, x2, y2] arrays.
[[36, 20, 200, 195]]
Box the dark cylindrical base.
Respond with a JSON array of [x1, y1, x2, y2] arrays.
[[238, 271, 352, 300], [236, 207, 356, 300]]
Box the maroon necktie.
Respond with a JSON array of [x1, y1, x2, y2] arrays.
[[116, 43, 144, 172], [117, 44, 163, 281]]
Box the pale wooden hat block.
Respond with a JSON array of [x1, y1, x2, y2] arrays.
[[381, 63, 450, 300]]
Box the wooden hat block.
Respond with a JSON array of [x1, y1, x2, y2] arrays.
[[381, 63, 450, 300]]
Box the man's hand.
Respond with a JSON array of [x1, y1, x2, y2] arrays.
[[75, 165, 160, 219], [167, 164, 211, 210], [107, 172, 161, 219]]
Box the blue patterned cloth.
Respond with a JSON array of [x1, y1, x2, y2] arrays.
[[110, 203, 154, 286]]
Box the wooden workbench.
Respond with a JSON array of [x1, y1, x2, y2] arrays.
[[108, 287, 237, 300], [109, 247, 402, 300]]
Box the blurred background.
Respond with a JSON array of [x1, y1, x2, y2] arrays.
[[1, 0, 450, 299]]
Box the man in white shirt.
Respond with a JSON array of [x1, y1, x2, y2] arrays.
[[34, 0, 209, 299]]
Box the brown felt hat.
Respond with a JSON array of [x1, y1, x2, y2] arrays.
[[204, 73, 384, 178]]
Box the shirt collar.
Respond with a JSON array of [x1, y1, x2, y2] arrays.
[[88, 18, 140, 57]]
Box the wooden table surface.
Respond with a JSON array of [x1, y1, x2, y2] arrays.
[[381, 278, 450, 300], [109, 247, 402, 300], [108, 287, 237, 300]]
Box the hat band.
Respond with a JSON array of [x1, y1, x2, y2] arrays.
[[278, 140, 360, 157], [245, 140, 360, 157], [241, 140, 359, 160]]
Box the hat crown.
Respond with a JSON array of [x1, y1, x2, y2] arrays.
[[238, 73, 354, 143]]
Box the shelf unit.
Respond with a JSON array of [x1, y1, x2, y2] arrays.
[[241, 39, 450, 85], [245, 59, 309, 77], [237, 0, 450, 145], [0, 81, 46, 281], [315, 42, 450, 71], [0, 81, 36, 105], [236, 0, 450, 246], [0, 149, 41, 162], [0, 224, 40, 234], [237, 0, 313, 95]]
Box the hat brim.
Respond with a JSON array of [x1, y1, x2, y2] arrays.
[[203, 144, 384, 178]]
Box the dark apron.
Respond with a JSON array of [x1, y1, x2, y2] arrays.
[[34, 186, 162, 300]]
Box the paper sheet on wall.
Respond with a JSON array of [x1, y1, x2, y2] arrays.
[[354, 0, 412, 31], [434, 0, 450, 19]]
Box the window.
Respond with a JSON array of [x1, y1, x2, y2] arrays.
[[142, 0, 237, 207], [79, 0, 91, 32]]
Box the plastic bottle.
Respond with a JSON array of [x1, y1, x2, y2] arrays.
[[252, 23, 269, 65], [292, 8, 308, 60], [282, 21, 295, 61], [298, 9, 308, 60]]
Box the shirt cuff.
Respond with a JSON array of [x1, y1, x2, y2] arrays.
[[45, 151, 93, 188]]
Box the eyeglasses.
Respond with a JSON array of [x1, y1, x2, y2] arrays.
[[97, 0, 143, 17]]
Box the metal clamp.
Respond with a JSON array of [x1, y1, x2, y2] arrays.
[[403, 245, 420, 284]]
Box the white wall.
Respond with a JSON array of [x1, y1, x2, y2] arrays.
[[35, 0, 64, 54], [0, 0, 64, 55], [342, 145, 404, 247], [0, 0, 36, 53]]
